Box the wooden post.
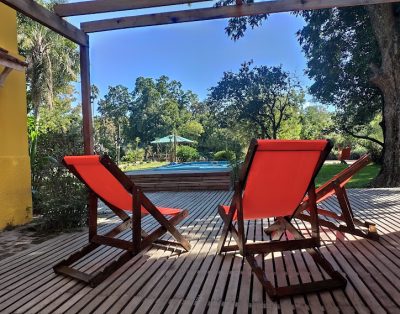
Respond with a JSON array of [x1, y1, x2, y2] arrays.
[[80, 40, 94, 154], [88, 192, 98, 240]]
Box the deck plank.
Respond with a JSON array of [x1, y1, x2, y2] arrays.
[[0, 189, 400, 313]]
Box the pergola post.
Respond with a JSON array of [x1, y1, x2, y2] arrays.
[[80, 40, 94, 155]]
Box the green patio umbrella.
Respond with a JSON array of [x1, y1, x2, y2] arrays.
[[151, 134, 195, 162], [150, 134, 195, 144]]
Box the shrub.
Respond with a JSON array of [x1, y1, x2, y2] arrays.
[[122, 148, 145, 163], [350, 146, 368, 160], [214, 150, 235, 162], [38, 169, 87, 231], [176, 145, 199, 162], [362, 142, 383, 163], [31, 116, 88, 232]]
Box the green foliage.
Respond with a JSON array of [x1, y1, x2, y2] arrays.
[[97, 85, 132, 162], [214, 150, 235, 162], [98, 85, 131, 123], [300, 105, 333, 139], [209, 61, 304, 139], [119, 161, 167, 172], [295, 8, 389, 159], [349, 146, 368, 160], [178, 120, 204, 140], [199, 124, 247, 160], [361, 141, 382, 164], [176, 146, 199, 162], [128, 76, 195, 147], [94, 117, 118, 157], [122, 148, 145, 163], [30, 99, 87, 231], [297, 8, 382, 137], [214, 0, 268, 40], [278, 105, 302, 139], [36, 162, 87, 232], [17, 3, 79, 117]]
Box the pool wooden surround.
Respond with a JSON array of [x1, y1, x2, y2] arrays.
[[126, 169, 232, 191]]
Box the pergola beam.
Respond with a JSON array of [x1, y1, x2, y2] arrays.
[[0, 0, 88, 46], [81, 0, 400, 33], [54, 0, 213, 17]]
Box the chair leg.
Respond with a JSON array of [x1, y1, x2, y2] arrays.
[[141, 210, 190, 251], [54, 203, 190, 287], [139, 190, 191, 251], [298, 211, 379, 241], [245, 248, 347, 300], [217, 205, 243, 254], [263, 219, 281, 235], [217, 206, 235, 254], [53, 216, 134, 287], [253, 216, 346, 299]]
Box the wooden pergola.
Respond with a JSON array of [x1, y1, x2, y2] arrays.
[[1, 0, 398, 154]]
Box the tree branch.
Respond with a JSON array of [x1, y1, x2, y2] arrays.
[[343, 127, 384, 147]]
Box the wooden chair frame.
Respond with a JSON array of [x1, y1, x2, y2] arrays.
[[217, 139, 347, 300], [53, 155, 191, 287], [293, 154, 378, 240]]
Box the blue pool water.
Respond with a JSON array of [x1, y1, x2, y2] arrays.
[[153, 161, 231, 172]]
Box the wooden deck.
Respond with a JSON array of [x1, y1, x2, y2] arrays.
[[1, 188, 400, 313]]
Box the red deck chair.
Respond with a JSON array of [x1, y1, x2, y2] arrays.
[[217, 139, 347, 300], [53, 155, 191, 287], [338, 147, 351, 164], [295, 154, 378, 240]]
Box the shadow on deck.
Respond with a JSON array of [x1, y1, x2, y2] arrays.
[[1, 189, 400, 313]]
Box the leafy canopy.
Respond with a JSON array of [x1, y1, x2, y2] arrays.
[[208, 61, 304, 139]]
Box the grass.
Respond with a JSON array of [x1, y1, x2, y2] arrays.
[[315, 163, 381, 188], [119, 161, 168, 172]]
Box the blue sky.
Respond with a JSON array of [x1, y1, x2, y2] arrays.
[[67, 7, 312, 110]]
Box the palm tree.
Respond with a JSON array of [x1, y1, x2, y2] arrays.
[[17, 1, 79, 158]]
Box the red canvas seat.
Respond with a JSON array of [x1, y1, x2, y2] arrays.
[[217, 139, 347, 300], [63, 156, 181, 215], [54, 155, 191, 287]]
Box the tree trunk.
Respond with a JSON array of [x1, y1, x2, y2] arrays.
[[368, 4, 400, 187]]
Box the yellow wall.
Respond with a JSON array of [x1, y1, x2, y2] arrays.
[[0, 4, 32, 229]]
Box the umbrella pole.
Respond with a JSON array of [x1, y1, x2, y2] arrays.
[[174, 133, 178, 162]]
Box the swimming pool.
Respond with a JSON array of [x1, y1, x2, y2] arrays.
[[152, 161, 231, 172], [126, 161, 232, 191]]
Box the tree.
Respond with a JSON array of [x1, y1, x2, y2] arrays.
[[178, 120, 204, 140], [298, 5, 400, 186], [98, 85, 132, 163], [90, 84, 100, 106], [18, 0, 79, 159], [218, 3, 400, 186], [297, 9, 383, 144], [278, 105, 302, 139], [301, 105, 333, 139], [129, 76, 194, 148], [209, 61, 304, 139]]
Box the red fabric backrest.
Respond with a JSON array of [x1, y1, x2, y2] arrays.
[[64, 155, 134, 211], [339, 147, 351, 160], [242, 140, 328, 220]]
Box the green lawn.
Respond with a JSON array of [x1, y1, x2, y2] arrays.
[[315, 163, 381, 188], [119, 161, 168, 172]]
